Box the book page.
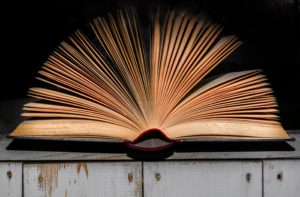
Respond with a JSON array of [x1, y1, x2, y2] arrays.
[[161, 70, 281, 132], [164, 119, 289, 139], [11, 119, 139, 141], [10, 8, 289, 141]]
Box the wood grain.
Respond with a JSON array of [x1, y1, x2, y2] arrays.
[[24, 162, 142, 197]]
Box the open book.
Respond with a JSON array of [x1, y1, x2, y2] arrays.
[[10, 8, 290, 147]]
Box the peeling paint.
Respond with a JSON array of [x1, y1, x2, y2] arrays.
[[76, 163, 89, 178], [63, 163, 69, 169], [21, 162, 144, 196], [37, 164, 63, 197]]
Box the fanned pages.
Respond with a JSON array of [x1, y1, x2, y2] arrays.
[[10, 8, 289, 141]]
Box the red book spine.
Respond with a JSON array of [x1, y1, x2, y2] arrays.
[[124, 128, 180, 154]]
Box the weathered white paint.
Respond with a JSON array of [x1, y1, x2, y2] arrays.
[[0, 162, 22, 197], [24, 162, 142, 197], [264, 160, 300, 197], [144, 161, 262, 197]]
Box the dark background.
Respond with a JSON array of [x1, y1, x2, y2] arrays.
[[0, 0, 299, 130]]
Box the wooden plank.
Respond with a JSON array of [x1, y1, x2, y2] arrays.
[[24, 162, 142, 197], [144, 161, 262, 197], [0, 162, 22, 197], [1, 132, 299, 161], [264, 160, 300, 197]]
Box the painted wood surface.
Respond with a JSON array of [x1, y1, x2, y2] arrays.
[[0, 162, 22, 197], [264, 160, 300, 197], [24, 162, 142, 197], [1, 160, 300, 196], [144, 161, 262, 197]]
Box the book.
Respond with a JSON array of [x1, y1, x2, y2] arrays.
[[9, 8, 290, 148]]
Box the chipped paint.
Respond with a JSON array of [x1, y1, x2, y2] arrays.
[[23, 162, 142, 196], [37, 164, 60, 197], [76, 163, 89, 178], [36, 163, 70, 196]]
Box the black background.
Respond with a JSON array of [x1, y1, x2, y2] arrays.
[[1, 0, 299, 129]]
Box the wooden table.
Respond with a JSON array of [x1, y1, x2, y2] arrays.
[[0, 131, 299, 197]]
